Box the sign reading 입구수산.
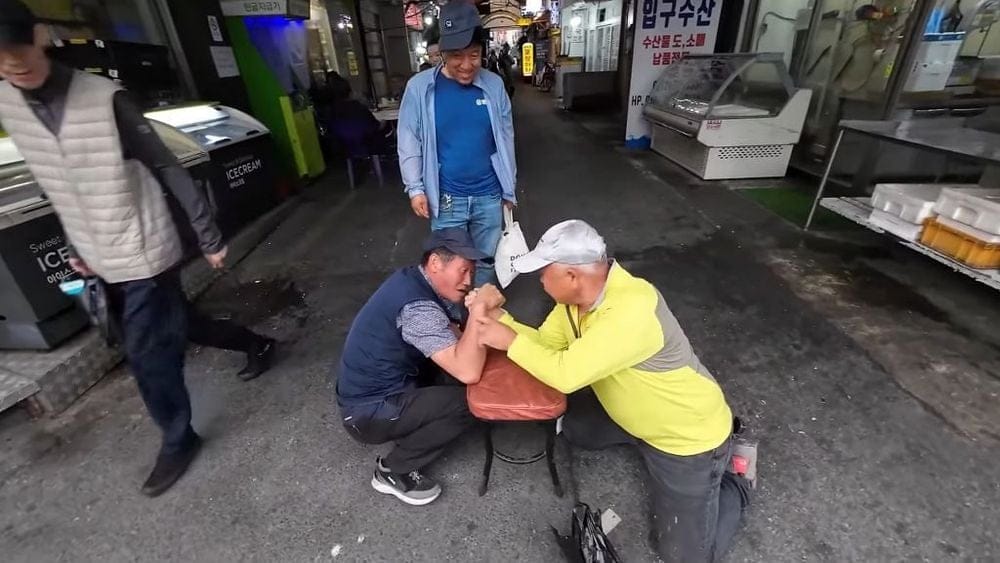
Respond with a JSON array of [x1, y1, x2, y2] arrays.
[[625, 0, 722, 149]]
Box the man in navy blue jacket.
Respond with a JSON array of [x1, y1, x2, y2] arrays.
[[337, 228, 490, 506]]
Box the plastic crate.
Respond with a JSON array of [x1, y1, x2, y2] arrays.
[[919, 218, 1000, 269], [870, 183, 955, 224], [936, 216, 1000, 244], [933, 187, 1000, 236]]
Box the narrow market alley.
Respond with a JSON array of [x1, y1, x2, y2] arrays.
[[2, 87, 999, 562]]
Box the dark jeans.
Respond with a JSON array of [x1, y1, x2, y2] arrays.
[[341, 384, 475, 474], [562, 391, 752, 563], [106, 269, 195, 455], [106, 269, 266, 455]]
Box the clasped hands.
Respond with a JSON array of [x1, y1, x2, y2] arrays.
[[465, 283, 517, 351]]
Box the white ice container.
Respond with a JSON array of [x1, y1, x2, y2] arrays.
[[870, 184, 959, 224], [869, 209, 926, 241], [933, 188, 1000, 236]]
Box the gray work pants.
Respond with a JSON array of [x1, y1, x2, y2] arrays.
[[562, 390, 752, 562]]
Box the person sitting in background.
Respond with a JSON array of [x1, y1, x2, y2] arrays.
[[336, 228, 489, 506], [469, 220, 756, 563], [316, 71, 391, 158]]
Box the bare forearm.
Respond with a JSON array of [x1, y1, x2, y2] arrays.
[[452, 319, 487, 383]]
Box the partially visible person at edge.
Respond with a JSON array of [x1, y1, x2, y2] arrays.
[[499, 43, 516, 97], [486, 48, 514, 98], [0, 0, 276, 497], [336, 228, 489, 506], [469, 220, 757, 563], [398, 1, 516, 287], [419, 29, 441, 71]]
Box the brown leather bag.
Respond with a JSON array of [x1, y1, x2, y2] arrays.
[[467, 350, 567, 421]]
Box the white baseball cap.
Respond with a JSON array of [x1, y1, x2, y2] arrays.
[[513, 220, 608, 273]]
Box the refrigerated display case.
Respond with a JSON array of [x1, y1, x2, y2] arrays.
[[0, 138, 89, 350], [145, 103, 279, 239], [643, 53, 812, 180]]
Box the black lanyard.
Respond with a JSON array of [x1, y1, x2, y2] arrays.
[[565, 305, 581, 339]]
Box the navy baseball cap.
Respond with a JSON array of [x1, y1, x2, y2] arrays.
[[424, 228, 490, 261], [0, 0, 37, 48], [438, 2, 482, 51]]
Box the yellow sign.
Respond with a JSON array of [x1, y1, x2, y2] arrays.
[[522, 43, 534, 77], [517, 17, 533, 26], [24, 0, 74, 20], [347, 50, 360, 77]]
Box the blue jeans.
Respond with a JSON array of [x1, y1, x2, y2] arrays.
[[105, 269, 196, 455], [430, 192, 503, 287]]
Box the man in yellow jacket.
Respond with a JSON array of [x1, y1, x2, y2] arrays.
[[471, 219, 755, 563]]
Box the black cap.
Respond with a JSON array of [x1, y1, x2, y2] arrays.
[[424, 228, 490, 261], [0, 0, 36, 48], [438, 2, 481, 51]]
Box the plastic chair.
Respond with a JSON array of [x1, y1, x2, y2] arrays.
[[326, 107, 393, 189]]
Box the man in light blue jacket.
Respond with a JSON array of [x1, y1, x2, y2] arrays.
[[398, 1, 517, 287]]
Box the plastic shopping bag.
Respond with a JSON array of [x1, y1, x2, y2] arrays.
[[495, 206, 529, 288]]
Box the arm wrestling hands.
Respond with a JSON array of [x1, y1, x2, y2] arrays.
[[465, 284, 517, 351]]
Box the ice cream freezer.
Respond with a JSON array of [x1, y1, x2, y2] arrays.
[[0, 138, 89, 350], [642, 53, 811, 180], [145, 103, 279, 240]]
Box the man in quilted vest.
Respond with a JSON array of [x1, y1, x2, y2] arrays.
[[0, 1, 274, 496], [338, 228, 489, 506]]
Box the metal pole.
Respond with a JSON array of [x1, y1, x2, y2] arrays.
[[805, 127, 845, 230], [880, 0, 936, 119], [738, 0, 760, 53], [793, 1, 824, 83], [151, 0, 198, 100], [352, 0, 378, 104]]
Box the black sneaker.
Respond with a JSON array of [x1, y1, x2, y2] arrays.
[[141, 434, 202, 497], [370, 457, 441, 506], [238, 338, 276, 381]]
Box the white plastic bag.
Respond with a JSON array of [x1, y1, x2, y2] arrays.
[[495, 206, 529, 288]]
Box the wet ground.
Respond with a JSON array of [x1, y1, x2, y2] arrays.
[[2, 87, 999, 562]]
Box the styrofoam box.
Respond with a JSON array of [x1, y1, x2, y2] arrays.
[[936, 215, 1000, 244], [870, 209, 925, 241], [933, 187, 1000, 236], [871, 184, 959, 224]]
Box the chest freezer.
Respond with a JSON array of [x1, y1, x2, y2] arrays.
[[145, 103, 269, 154], [643, 53, 811, 180], [145, 103, 279, 238], [0, 137, 88, 350]]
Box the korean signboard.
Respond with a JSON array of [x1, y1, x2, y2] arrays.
[[220, 0, 310, 18], [625, 0, 721, 148]]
